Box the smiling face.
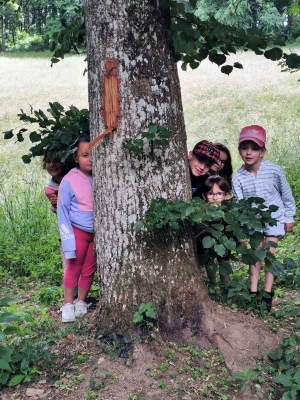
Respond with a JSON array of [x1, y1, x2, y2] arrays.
[[74, 142, 92, 177], [45, 157, 65, 183], [188, 152, 212, 177], [239, 140, 265, 170]]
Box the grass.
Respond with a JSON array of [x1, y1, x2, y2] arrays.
[[0, 50, 300, 398]]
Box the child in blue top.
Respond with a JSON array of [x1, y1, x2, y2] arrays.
[[232, 125, 296, 312], [57, 135, 95, 322]]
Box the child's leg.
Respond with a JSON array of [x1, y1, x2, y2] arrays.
[[249, 261, 261, 292], [77, 234, 96, 301], [63, 227, 90, 304], [264, 236, 279, 292]]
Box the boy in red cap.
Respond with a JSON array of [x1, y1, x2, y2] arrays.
[[232, 125, 296, 312], [188, 140, 220, 198]]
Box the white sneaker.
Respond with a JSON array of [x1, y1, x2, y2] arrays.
[[60, 303, 75, 323], [74, 300, 88, 317]]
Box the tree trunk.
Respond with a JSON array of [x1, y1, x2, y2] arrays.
[[85, 0, 212, 339], [1, 15, 5, 52]]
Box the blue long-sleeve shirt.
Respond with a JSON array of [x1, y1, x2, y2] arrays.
[[57, 168, 93, 259], [232, 160, 295, 223]]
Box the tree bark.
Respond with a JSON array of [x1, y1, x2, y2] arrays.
[[85, 0, 212, 339]]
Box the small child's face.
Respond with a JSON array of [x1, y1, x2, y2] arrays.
[[203, 183, 228, 204], [188, 152, 212, 176], [45, 157, 64, 179], [239, 141, 265, 167], [75, 142, 92, 176]]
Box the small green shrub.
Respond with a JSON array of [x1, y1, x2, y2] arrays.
[[0, 297, 53, 387]]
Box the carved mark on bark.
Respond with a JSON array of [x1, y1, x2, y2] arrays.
[[88, 59, 120, 150]]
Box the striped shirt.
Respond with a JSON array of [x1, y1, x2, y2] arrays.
[[232, 160, 295, 223]]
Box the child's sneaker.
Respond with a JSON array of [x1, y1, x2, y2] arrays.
[[60, 303, 75, 323], [74, 300, 88, 317]]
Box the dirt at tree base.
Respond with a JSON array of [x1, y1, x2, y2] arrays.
[[0, 303, 286, 400]]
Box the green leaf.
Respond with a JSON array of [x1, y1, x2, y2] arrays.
[[3, 326, 20, 335], [21, 357, 30, 371], [0, 372, 10, 385], [269, 205, 279, 212], [145, 308, 156, 319], [0, 313, 21, 323], [9, 374, 25, 386], [219, 263, 233, 276], [242, 253, 257, 265], [189, 0, 197, 8], [0, 359, 11, 371], [158, 129, 172, 139], [3, 130, 14, 140], [155, 138, 169, 146], [182, 205, 194, 217], [291, 308, 300, 317], [283, 258, 296, 268], [264, 48, 283, 61], [233, 62, 243, 69], [148, 124, 158, 134], [51, 57, 60, 64], [254, 249, 266, 261], [209, 53, 226, 66], [224, 238, 236, 250], [190, 60, 200, 69], [133, 313, 143, 323], [0, 346, 12, 361], [170, 221, 179, 229], [29, 131, 41, 143], [22, 154, 32, 164], [134, 221, 143, 232], [221, 65, 233, 75], [214, 244, 226, 257], [285, 53, 300, 69], [16, 132, 24, 142], [202, 236, 216, 249], [274, 374, 293, 387], [142, 132, 155, 140]]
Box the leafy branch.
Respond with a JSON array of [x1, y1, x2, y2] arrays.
[[135, 196, 296, 276], [122, 124, 173, 154], [3, 102, 89, 167]]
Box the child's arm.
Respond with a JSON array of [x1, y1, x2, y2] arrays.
[[57, 179, 76, 259], [276, 166, 296, 232], [44, 187, 58, 212]]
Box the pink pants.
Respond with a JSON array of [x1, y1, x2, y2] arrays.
[[63, 226, 96, 291]]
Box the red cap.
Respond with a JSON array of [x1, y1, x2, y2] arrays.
[[238, 125, 266, 147]]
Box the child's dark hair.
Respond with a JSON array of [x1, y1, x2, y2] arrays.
[[42, 149, 64, 170], [74, 134, 90, 154], [203, 175, 230, 195], [213, 143, 233, 186]]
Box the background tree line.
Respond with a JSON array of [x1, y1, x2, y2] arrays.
[[1, 0, 83, 52], [2, 0, 300, 52]]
